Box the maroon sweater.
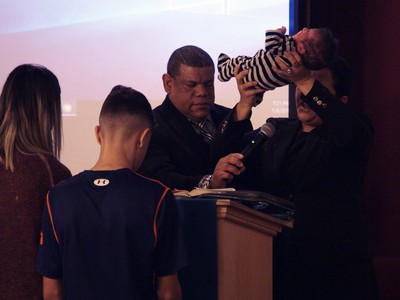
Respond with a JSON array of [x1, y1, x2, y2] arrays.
[[0, 152, 71, 299]]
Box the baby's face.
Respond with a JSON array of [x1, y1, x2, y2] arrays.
[[293, 28, 321, 55]]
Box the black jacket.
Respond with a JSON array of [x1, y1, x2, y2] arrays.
[[211, 81, 378, 298], [212, 81, 374, 262], [138, 95, 249, 190]]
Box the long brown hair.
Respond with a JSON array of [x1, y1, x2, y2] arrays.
[[0, 64, 62, 171]]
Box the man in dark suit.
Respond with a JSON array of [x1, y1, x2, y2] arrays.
[[138, 45, 263, 191]]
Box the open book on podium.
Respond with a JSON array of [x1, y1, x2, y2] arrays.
[[173, 188, 294, 220]]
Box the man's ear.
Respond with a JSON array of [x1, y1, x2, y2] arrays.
[[162, 73, 173, 93], [340, 95, 349, 104], [94, 125, 102, 145], [138, 128, 152, 148]]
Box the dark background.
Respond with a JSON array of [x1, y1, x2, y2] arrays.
[[296, 0, 400, 299]]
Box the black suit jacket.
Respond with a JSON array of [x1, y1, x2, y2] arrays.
[[211, 81, 379, 297], [138, 95, 250, 190], [212, 81, 374, 262]]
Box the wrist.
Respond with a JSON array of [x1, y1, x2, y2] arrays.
[[198, 174, 213, 189], [234, 101, 252, 121]]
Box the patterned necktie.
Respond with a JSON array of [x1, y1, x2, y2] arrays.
[[193, 119, 215, 143]]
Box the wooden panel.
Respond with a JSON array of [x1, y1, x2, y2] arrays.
[[216, 200, 293, 300]]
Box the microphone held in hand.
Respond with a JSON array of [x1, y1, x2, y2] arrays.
[[240, 122, 276, 159]]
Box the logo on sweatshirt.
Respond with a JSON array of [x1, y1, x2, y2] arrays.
[[93, 178, 110, 186]]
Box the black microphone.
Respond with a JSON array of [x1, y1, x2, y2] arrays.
[[240, 122, 276, 159]]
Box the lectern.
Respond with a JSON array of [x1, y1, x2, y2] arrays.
[[176, 197, 293, 300]]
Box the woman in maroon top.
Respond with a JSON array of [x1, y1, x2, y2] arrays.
[[0, 64, 71, 299]]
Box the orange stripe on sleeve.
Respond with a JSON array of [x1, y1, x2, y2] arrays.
[[153, 188, 169, 248], [46, 192, 59, 244]]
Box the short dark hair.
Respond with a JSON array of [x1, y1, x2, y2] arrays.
[[167, 45, 215, 78], [303, 28, 338, 70], [100, 85, 154, 128], [328, 56, 352, 98]]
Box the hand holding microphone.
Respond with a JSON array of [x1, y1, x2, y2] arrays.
[[211, 153, 246, 188], [210, 122, 275, 188]]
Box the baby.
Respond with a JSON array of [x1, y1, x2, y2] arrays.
[[218, 26, 338, 106]]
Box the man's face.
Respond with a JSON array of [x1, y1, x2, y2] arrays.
[[163, 64, 215, 121], [295, 68, 335, 131], [295, 87, 323, 131]]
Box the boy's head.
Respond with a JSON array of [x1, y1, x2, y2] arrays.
[[293, 27, 338, 70], [98, 85, 154, 170], [99, 85, 154, 127]]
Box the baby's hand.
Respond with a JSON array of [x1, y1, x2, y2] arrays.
[[278, 26, 286, 35]]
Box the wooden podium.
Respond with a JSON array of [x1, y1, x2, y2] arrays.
[[176, 198, 293, 300]]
